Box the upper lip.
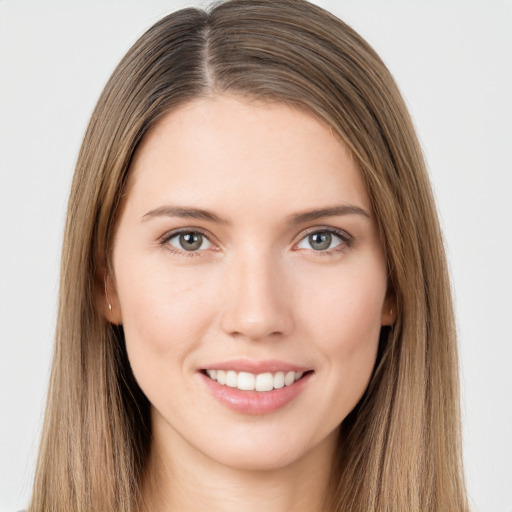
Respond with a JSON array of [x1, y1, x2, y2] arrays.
[[201, 359, 312, 374]]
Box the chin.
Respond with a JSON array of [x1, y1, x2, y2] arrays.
[[195, 425, 339, 473], [207, 445, 306, 472]]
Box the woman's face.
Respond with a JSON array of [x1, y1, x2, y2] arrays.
[[109, 95, 393, 472]]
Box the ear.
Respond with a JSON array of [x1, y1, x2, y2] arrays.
[[381, 293, 397, 326], [96, 265, 123, 325]]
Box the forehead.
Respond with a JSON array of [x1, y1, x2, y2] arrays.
[[125, 95, 371, 217]]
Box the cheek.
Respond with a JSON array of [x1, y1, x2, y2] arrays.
[[113, 256, 224, 420], [113, 254, 219, 366], [298, 257, 387, 343], [311, 292, 383, 379], [295, 258, 386, 404]]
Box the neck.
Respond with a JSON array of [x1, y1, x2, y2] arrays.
[[139, 420, 337, 512]]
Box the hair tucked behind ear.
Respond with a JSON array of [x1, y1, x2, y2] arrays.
[[29, 2, 468, 511]]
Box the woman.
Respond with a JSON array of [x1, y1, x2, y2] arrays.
[[28, 1, 469, 510]]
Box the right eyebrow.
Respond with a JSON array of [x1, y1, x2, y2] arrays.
[[141, 205, 229, 224]]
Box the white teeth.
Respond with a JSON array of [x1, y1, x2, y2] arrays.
[[274, 371, 285, 389], [216, 370, 226, 385], [237, 372, 255, 391], [225, 370, 238, 387], [284, 371, 295, 386], [205, 369, 307, 392], [255, 372, 274, 392]]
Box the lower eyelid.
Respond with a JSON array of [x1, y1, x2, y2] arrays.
[[164, 246, 204, 258]]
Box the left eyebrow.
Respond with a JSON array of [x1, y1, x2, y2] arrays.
[[287, 204, 371, 225]]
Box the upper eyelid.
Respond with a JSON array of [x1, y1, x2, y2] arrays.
[[160, 227, 214, 243], [295, 225, 353, 243], [159, 228, 217, 257]]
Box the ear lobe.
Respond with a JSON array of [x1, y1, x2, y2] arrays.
[[95, 267, 123, 325], [104, 274, 123, 324], [381, 294, 397, 326]]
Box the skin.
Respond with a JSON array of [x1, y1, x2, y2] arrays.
[[106, 95, 395, 512]]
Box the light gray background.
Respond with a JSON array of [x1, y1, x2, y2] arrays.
[[1, 1, 511, 511]]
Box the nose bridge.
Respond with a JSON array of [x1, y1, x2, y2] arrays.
[[220, 243, 292, 340]]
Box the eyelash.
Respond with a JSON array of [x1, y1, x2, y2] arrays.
[[294, 226, 353, 255], [159, 226, 353, 257], [159, 228, 213, 258]]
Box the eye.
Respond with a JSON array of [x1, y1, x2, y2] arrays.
[[295, 229, 349, 252], [166, 231, 212, 252]]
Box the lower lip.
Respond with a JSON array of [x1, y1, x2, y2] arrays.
[[199, 372, 312, 415]]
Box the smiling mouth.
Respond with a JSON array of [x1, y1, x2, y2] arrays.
[[201, 369, 313, 392]]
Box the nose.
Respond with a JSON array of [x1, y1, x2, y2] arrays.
[[220, 249, 294, 341]]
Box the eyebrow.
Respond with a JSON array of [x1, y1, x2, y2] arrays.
[[142, 206, 229, 224], [287, 204, 371, 225], [142, 204, 371, 225]]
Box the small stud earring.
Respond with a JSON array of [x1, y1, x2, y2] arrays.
[[104, 277, 112, 311]]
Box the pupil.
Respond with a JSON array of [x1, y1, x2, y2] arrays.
[[309, 232, 331, 251], [180, 232, 202, 251]]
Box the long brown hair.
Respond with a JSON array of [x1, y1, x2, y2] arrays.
[[29, 1, 468, 510]]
